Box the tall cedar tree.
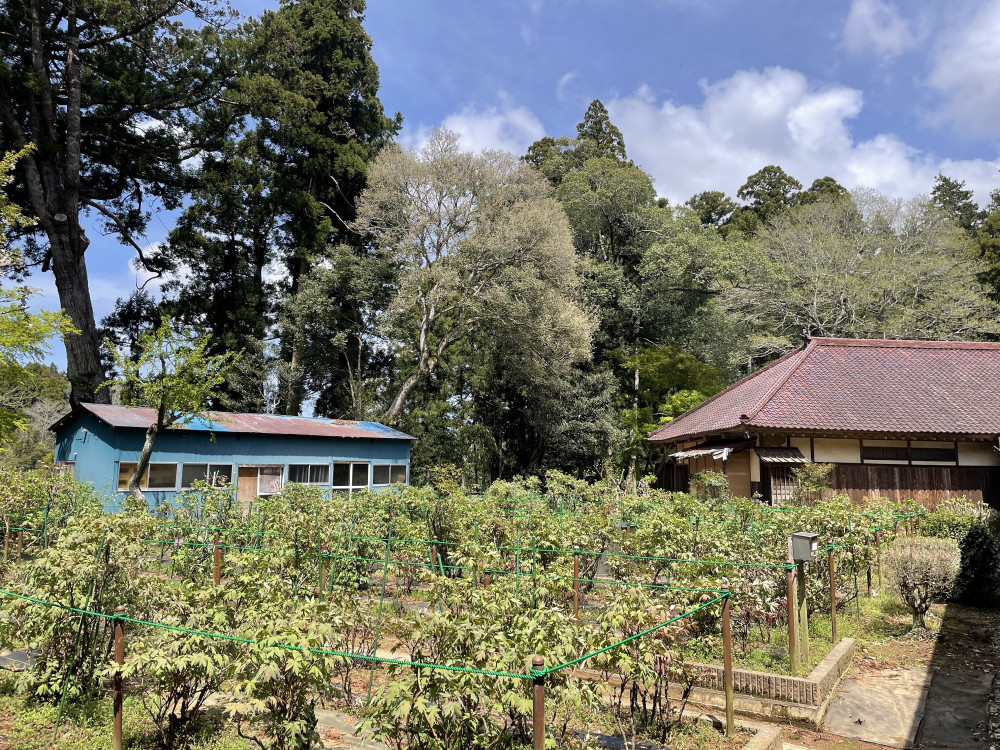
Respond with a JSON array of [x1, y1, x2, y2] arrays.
[[248, 0, 400, 414], [0, 0, 235, 407]]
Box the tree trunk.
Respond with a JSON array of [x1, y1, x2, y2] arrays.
[[128, 423, 159, 504], [382, 366, 428, 426], [50, 228, 108, 407]]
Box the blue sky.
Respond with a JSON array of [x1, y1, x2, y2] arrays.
[[26, 0, 1000, 366]]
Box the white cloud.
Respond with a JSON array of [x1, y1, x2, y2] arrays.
[[606, 67, 1000, 204], [927, 0, 1000, 138], [843, 0, 917, 58], [556, 71, 579, 103], [403, 95, 545, 155]]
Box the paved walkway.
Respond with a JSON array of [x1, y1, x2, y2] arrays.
[[822, 667, 933, 748]]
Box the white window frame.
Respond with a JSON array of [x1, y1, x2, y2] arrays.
[[287, 463, 331, 485], [180, 463, 234, 489], [332, 461, 370, 491], [372, 463, 408, 487], [256, 465, 284, 496], [118, 461, 178, 491]]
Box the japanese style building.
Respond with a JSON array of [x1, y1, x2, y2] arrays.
[[648, 337, 1000, 507], [51, 404, 414, 511]]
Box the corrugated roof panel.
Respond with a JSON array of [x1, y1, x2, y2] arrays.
[[61, 405, 415, 441], [649, 337, 1000, 443]]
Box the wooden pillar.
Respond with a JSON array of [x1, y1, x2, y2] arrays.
[[786, 541, 799, 676], [320, 542, 327, 596], [798, 561, 809, 666], [213, 531, 222, 585], [532, 655, 545, 750], [573, 547, 580, 619], [113, 605, 126, 750], [876, 531, 882, 588], [828, 548, 838, 644], [722, 587, 735, 736]]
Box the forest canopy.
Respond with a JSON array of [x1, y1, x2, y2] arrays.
[[3, 4, 1000, 484]]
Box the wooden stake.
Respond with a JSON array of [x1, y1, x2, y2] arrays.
[[16, 530, 22, 561], [798, 561, 809, 666], [213, 531, 222, 585], [876, 531, 882, 588], [722, 587, 735, 736], [828, 548, 838, 644], [573, 547, 580, 619], [320, 542, 327, 597], [786, 540, 799, 676], [113, 605, 125, 750], [532, 655, 545, 750]]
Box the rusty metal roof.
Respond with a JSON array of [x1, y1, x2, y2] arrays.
[[52, 404, 415, 441], [649, 337, 1000, 443]]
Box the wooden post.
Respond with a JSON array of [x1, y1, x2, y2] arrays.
[[876, 531, 882, 588], [573, 547, 580, 619], [16, 530, 22, 561], [430, 540, 438, 574], [483, 572, 491, 587], [532, 655, 545, 750], [721, 587, 735, 736], [828, 548, 838, 644], [213, 531, 222, 585], [113, 605, 125, 750], [798, 561, 809, 666], [3, 521, 8, 562], [786, 540, 799, 676], [320, 542, 327, 597]]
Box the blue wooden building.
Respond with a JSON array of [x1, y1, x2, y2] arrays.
[[50, 404, 415, 510]]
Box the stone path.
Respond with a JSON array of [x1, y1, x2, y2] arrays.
[[912, 667, 993, 749], [822, 667, 932, 748]]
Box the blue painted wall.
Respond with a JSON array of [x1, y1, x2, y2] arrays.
[[54, 412, 412, 511]]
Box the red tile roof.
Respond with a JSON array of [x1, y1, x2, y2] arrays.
[[648, 337, 1000, 443]]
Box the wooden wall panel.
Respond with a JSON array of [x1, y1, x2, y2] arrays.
[[830, 464, 1000, 509]]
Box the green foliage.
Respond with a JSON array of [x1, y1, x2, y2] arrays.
[[722, 189, 1000, 362], [918, 497, 994, 541], [362, 579, 599, 750], [227, 602, 343, 750], [956, 524, 1000, 607], [885, 537, 959, 629], [0, 513, 161, 701], [791, 463, 833, 506]]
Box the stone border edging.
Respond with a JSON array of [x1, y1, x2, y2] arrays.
[[691, 711, 782, 750], [689, 637, 856, 706]]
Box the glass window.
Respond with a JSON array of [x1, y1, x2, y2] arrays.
[[289, 464, 330, 485], [258, 466, 282, 495], [372, 465, 391, 485], [118, 462, 144, 490], [332, 462, 351, 488], [912, 448, 957, 463], [54, 462, 74, 479], [350, 463, 369, 488], [181, 463, 233, 488], [372, 464, 407, 486], [861, 446, 907, 462], [210, 464, 232, 485], [182, 463, 209, 488], [147, 463, 178, 490]]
